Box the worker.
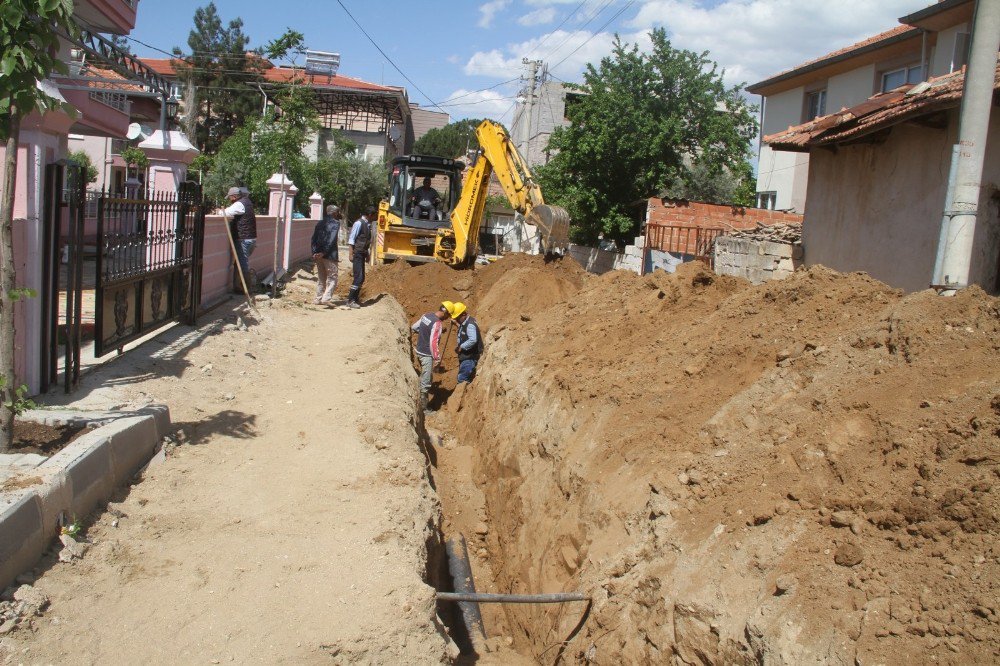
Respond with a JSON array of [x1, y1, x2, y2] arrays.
[[451, 302, 482, 384], [411, 301, 454, 412], [223, 186, 257, 292], [311, 204, 342, 305], [344, 206, 375, 309], [409, 176, 441, 220]]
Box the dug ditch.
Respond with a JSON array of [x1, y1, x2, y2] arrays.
[[375, 255, 1000, 664]]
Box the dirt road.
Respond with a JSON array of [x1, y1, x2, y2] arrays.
[[0, 294, 455, 664]]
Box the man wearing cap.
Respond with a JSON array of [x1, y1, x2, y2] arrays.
[[223, 186, 257, 291], [451, 302, 482, 384], [411, 301, 454, 412], [344, 206, 375, 309], [311, 204, 342, 305]]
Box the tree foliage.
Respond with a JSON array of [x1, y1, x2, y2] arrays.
[[67, 150, 99, 184], [536, 29, 758, 244], [413, 118, 483, 159], [172, 2, 262, 154]]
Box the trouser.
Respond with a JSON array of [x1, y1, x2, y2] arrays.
[[234, 238, 256, 287], [457, 358, 478, 384], [348, 253, 366, 304], [417, 353, 433, 394], [315, 258, 339, 302]]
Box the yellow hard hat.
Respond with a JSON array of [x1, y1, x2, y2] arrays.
[[451, 302, 467, 319], [440, 300, 455, 316]]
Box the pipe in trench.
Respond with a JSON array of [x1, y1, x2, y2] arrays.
[[443, 535, 487, 653], [437, 591, 590, 604]]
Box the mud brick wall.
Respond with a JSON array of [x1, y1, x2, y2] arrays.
[[714, 236, 803, 284]]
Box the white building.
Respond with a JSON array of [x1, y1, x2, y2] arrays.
[[749, 0, 976, 213]]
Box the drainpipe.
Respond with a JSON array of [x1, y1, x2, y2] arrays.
[[931, 0, 1000, 294]]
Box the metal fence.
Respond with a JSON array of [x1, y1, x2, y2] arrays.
[[645, 224, 725, 263]]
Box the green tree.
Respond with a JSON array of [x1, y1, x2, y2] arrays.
[[536, 29, 758, 244], [0, 0, 77, 451], [413, 118, 484, 158], [67, 150, 99, 184], [173, 2, 262, 154]]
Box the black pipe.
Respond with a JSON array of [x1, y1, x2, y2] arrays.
[[444, 535, 486, 652], [437, 591, 590, 604]]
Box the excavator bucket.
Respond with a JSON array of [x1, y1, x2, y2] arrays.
[[525, 205, 571, 255]]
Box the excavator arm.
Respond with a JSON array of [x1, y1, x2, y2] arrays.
[[434, 120, 570, 266]]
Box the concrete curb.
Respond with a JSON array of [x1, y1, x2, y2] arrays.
[[0, 405, 170, 591]]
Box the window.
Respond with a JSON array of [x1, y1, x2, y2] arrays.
[[805, 90, 826, 121], [756, 191, 777, 210], [881, 64, 922, 92], [951, 32, 971, 72]]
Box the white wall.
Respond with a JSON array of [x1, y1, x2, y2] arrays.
[[930, 23, 971, 77], [757, 87, 809, 212], [827, 64, 876, 113], [802, 109, 1000, 294]]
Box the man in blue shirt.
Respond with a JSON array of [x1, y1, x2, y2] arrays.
[[344, 207, 375, 309], [451, 302, 482, 384]]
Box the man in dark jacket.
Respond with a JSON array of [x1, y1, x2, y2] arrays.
[[451, 302, 482, 384], [344, 206, 375, 309], [223, 186, 257, 291], [311, 204, 342, 305]]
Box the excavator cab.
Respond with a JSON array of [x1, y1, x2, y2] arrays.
[[379, 156, 464, 263]]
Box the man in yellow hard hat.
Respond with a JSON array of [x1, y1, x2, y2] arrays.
[[451, 302, 482, 384], [411, 301, 454, 412]]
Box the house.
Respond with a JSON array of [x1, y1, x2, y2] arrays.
[[761, 1, 999, 294], [141, 57, 430, 162], [510, 78, 585, 167], [748, 0, 977, 213]]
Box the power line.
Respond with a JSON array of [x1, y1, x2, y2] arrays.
[[333, 0, 445, 113], [538, 0, 616, 64], [529, 0, 589, 56], [550, 0, 636, 71]]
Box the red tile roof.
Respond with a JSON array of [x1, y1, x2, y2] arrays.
[[763, 64, 1000, 151], [140, 57, 178, 77]]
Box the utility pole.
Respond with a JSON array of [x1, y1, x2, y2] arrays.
[[931, 0, 1000, 294], [521, 58, 541, 164]]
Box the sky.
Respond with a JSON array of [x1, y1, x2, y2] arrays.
[[127, 0, 934, 125]]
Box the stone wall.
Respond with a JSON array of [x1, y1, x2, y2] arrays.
[[567, 235, 644, 274], [713, 236, 802, 284]]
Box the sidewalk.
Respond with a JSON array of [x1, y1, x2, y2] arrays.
[[0, 297, 453, 664]]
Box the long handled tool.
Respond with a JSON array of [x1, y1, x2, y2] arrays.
[[223, 218, 258, 314], [437, 322, 453, 371]]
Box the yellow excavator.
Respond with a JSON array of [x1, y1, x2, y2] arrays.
[[375, 119, 570, 267]]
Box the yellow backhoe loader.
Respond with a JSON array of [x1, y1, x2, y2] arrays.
[[375, 120, 570, 267]]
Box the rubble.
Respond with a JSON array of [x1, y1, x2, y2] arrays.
[[728, 222, 802, 244]]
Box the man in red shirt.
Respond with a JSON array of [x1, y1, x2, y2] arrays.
[[411, 301, 454, 413]]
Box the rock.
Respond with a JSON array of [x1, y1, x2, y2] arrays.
[[677, 472, 691, 486], [476, 548, 488, 559], [560, 544, 579, 572], [830, 511, 853, 527], [12, 585, 48, 614], [13, 573, 34, 586], [775, 575, 796, 595], [774, 501, 791, 516], [474, 522, 489, 536], [0, 619, 15, 635], [683, 364, 702, 377], [222, 393, 236, 401], [106, 502, 127, 519], [687, 470, 704, 486], [200, 363, 213, 372], [58, 535, 90, 562], [834, 543, 864, 567], [236, 316, 248, 330]]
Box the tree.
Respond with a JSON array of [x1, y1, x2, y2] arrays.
[[173, 2, 262, 154], [413, 118, 484, 158], [67, 150, 99, 184], [0, 0, 77, 451], [119, 146, 149, 182], [536, 29, 758, 244]]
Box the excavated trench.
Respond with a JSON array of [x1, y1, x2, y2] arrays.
[[375, 256, 1000, 664]]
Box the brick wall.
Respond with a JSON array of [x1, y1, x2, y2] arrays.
[[646, 198, 804, 231]]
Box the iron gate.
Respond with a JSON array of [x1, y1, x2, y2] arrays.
[[94, 182, 205, 357]]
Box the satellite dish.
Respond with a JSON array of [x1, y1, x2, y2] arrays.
[[388, 125, 402, 142], [126, 123, 143, 140]]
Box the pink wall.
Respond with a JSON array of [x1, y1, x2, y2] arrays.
[[199, 215, 318, 308]]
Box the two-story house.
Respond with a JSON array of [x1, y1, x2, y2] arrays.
[[749, 0, 976, 213]]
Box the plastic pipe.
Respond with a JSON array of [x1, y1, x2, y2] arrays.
[[436, 592, 590, 604]]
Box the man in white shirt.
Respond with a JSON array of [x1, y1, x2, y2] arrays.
[[223, 186, 257, 290]]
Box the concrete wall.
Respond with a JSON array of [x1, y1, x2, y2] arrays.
[[802, 109, 1000, 294], [827, 63, 876, 113], [930, 23, 971, 77], [567, 239, 643, 275], [757, 86, 808, 212], [714, 237, 802, 284]]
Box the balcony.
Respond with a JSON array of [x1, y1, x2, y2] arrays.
[[72, 0, 138, 35]]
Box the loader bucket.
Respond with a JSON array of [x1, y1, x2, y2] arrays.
[[525, 205, 570, 255]]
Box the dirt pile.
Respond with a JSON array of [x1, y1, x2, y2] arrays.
[[372, 254, 999, 664], [463, 262, 1000, 663]]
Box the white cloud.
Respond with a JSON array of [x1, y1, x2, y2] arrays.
[[478, 0, 511, 28], [518, 7, 557, 26], [438, 88, 517, 121], [464, 0, 928, 89]]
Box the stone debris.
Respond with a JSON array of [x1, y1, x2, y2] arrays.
[[58, 534, 91, 562], [0, 584, 50, 634], [729, 222, 802, 244]]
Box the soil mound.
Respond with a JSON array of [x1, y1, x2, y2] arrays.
[[375, 252, 999, 663]]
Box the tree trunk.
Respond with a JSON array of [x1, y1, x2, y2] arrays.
[[0, 108, 22, 453]]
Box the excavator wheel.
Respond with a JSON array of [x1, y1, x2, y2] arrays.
[[525, 205, 571, 256]]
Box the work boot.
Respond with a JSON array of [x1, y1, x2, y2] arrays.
[[421, 392, 433, 414]]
